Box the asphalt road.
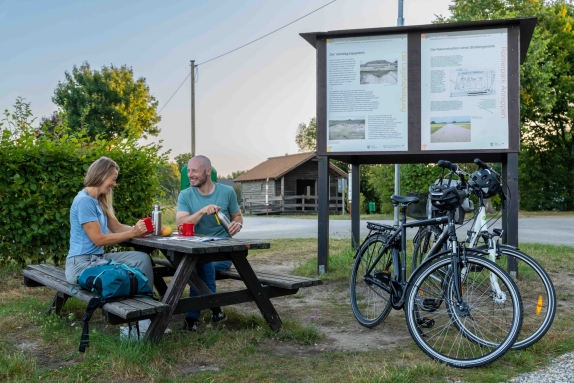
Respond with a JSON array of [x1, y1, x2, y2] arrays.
[[235, 216, 574, 246]]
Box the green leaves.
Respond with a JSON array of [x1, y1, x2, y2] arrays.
[[52, 62, 161, 141], [0, 99, 165, 264]]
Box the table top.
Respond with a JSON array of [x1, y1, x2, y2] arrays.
[[124, 235, 270, 254]]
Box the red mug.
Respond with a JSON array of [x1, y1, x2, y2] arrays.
[[178, 222, 194, 236], [142, 217, 154, 233]]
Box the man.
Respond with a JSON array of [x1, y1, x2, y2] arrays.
[[176, 155, 243, 331]]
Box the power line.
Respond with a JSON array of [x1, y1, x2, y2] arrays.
[[158, 0, 337, 113]]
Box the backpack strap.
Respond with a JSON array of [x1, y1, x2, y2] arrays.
[[118, 263, 149, 283], [79, 297, 107, 352]]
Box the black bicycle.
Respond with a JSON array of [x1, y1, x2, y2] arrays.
[[350, 160, 523, 368], [410, 158, 556, 350]]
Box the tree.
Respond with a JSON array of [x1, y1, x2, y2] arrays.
[[52, 62, 161, 140], [295, 117, 317, 152], [174, 152, 192, 171], [438, 0, 574, 210], [226, 170, 247, 180], [159, 161, 180, 194]]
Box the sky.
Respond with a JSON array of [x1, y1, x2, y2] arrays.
[[0, 0, 453, 176]]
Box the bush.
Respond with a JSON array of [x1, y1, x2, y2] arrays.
[[0, 104, 165, 265]]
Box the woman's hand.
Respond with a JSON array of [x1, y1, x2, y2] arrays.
[[132, 219, 149, 238]]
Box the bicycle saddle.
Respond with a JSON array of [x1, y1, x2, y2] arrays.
[[390, 195, 419, 206]]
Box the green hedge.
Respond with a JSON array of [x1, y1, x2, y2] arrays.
[[0, 129, 165, 265]]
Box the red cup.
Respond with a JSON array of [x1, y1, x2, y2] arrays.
[[142, 217, 154, 233], [178, 222, 194, 236]]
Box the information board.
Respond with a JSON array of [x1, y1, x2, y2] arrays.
[[420, 29, 508, 151], [326, 34, 408, 153]]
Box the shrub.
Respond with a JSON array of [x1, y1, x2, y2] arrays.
[[0, 102, 165, 265]]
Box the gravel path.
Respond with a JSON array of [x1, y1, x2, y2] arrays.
[[507, 351, 574, 382], [431, 123, 471, 143]]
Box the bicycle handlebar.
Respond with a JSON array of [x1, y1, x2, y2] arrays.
[[437, 160, 458, 172], [437, 160, 469, 179], [474, 157, 501, 179], [473, 158, 492, 171]]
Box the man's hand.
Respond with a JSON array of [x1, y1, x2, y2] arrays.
[[200, 204, 220, 216], [228, 221, 242, 236]]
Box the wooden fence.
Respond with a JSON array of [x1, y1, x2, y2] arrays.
[[241, 195, 345, 215]]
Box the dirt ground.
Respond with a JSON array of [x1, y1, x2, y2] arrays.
[[198, 248, 574, 357]]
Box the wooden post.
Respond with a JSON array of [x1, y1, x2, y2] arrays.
[[351, 164, 360, 249], [502, 153, 519, 275], [318, 156, 329, 274]]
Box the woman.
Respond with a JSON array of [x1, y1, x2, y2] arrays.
[[65, 156, 154, 291]]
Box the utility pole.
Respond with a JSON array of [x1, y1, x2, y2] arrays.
[[394, 0, 404, 226], [191, 60, 196, 157]]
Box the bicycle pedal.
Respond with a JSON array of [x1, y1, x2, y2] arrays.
[[418, 316, 435, 328]]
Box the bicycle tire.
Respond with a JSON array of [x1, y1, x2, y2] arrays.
[[472, 244, 556, 349], [350, 234, 397, 328], [404, 254, 522, 368]]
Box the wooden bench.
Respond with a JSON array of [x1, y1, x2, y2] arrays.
[[153, 258, 322, 296], [23, 264, 170, 325]]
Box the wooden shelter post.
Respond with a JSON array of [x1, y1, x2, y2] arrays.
[[351, 164, 360, 249], [318, 156, 329, 274]]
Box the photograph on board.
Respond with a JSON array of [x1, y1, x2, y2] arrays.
[[328, 118, 366, 140], [430, 116, 471, 143], [359, 60, 398, 85]]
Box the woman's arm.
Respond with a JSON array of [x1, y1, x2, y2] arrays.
[[83, 219, 147, 246], [107, 214, 136, 233]]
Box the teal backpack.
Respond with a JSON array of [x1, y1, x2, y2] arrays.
[[75, 260, 153, 352]]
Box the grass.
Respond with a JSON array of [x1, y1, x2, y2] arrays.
[[4, 241, 573, 382]]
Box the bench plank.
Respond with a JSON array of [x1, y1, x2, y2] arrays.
[[23, 264, 169, 321], [217, 269, 322, 290], [152, 258, 322, 290]]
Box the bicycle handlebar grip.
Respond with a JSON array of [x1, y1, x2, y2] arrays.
[[437, 160, 458, 172], [474, 158, 492, 170]]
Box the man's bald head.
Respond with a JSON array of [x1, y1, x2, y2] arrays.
[[189, 155, 211, 169], [187, 155, 212, 189]]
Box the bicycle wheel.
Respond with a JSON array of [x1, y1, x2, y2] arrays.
[[412, 225, 443, 270], [472, 244, 556, 349], [404, 254, 522, 368], [350, 234, 397, 328]]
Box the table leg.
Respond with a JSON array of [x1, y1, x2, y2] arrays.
[[231, 251, 283, 331], [145, 252, 198, 342]]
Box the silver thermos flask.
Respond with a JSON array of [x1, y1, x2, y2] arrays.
[[151, 204, 162, 236]]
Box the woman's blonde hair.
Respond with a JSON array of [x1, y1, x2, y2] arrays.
[[84, 156, 119, 218]]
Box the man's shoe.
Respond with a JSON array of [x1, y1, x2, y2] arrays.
[[211, 308, 227, 324], [182, 317, 199, 332]]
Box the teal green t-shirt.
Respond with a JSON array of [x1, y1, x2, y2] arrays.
[[177, 183, 239, 237]]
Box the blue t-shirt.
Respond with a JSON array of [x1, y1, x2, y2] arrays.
[[67, 189, 107, 258], [177, 183, 239, 237]]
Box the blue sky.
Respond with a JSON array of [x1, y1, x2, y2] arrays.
[[0, 0, 452, 176]]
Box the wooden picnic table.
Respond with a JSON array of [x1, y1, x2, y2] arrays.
[[123, 235, 282, 343]]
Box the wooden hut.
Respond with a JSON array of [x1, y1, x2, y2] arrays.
[[234, 152, 348, 214]]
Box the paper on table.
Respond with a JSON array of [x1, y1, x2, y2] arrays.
[[157, 236, 227, 242]]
